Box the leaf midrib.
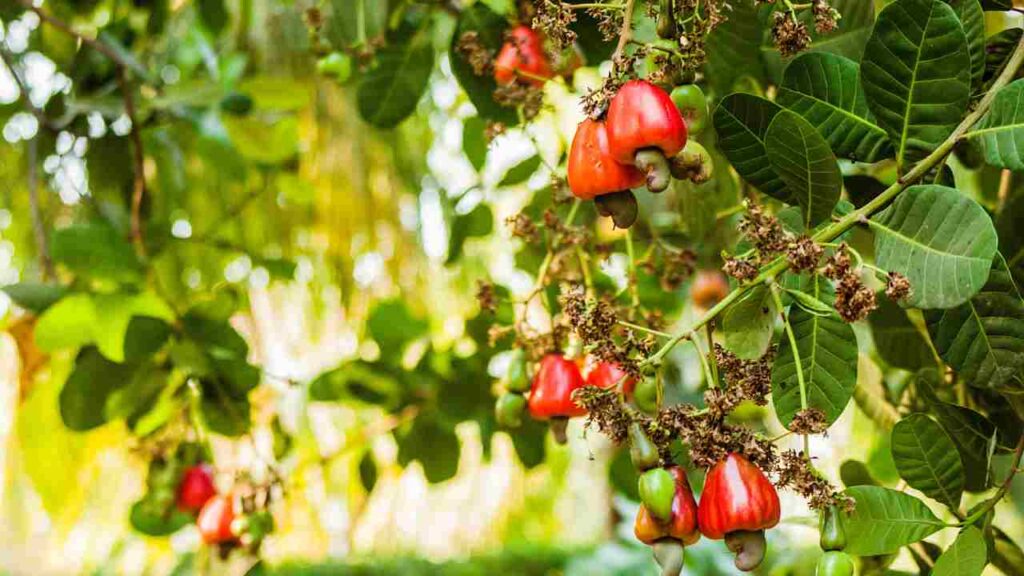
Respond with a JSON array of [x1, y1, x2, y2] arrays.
[[896, 3, 935, 170], [868, 220, 985, 263]]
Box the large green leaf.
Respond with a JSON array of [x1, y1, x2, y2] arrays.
[[704, 0, 767, 97], [357, 15, 435, 129], [777, 52, 893, 163], [964, 80, 1024, 171], [720, 285, 778, 360], [34, 293, 98, 352], [920, 377, 1003, 492], [941, 0, 985, 93], [842, 486, 945, 556], [891, 413, 965, 509], [765, 110, 842, 227], [772, 305, 858, 428], [51, 221, 142, 283], [1, 283, 68, 313], [449, 5, 518, 125], [60, 348, 136, 431], [932, 527, 988, 576], [308, 360, 405, 408], [367, 299, 429, 355], [860, 0, 971, 170], [870, 185, 998, 309], [397, 415, 460, 483], [868, 299, 935, 371], [924, 255, 1024, 391], [713, 93, 789, 202]]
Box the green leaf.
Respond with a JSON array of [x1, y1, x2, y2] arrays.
[[449, 5, 518, 125], [704, 1, 767, 97], [447, 204, 494, 264], [357, 15, 435, 129], [803, 0, 875, 62], [842, 486, 945, 556], [983, 28, 1021, 89], [922, 381, 1003, 492], [499, 156, 541, 187], [932, 527, 988, 576], [324, 0, 388, 47], [199, 377, 252, 437], [91, 292, 175, 363], [397, 416, 460, 483], [223, 116, 299, 165], [924, 255, 1024, 391], [777, 52, 893, 163], [463, 116, 488, 171], [840, 459, 881, 487], [965, 79, 1024, 171], [860, 0, 972, 170], [510, 418, 547, 469], [891, 413, 965, 509], [785, 288, 834, 317], [105, 364, 170, 425], [367, 299, 429, 355], [237, 76, 312, 112], [765, 110, 842, 227], [51, 221, 142, 283], [1, 283, 68, 313], [60, 348, 136, 431], [196, 0, 227, 35], [940, 0, 985, 94], [34, 293, 98, 352], [714, 93, 790, 203], [772, 305, 859, 428], [721, 285, 778, 360], [130, 498, 193, 537], [308, 360, 405, 407], [870, 185, 998, 309], [358, 451, 378, 492], [868, 298, 935, 371]]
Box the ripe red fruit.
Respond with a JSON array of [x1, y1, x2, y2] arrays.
[[586, 360, 636, 396], [605, 80, 688, 193], [197, 494, 237, 544], [567, 118, 645, 201], [176, 464, 217, 512], [634, 466, 700, 546], [527, 353, 587, 420], [690, 270, 729, 311], [698, 453, 780, 572], [493, 26, 552, 87]]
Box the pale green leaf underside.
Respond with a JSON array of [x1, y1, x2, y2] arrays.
[[891, 413, 965, 509], [932, 527, 988, 576], [721, 285, 778, 360], [771, 307, 858, 427], [777, 52, 893, 163], [842, 486, 945, 556], [765, 110, 842, 227], [861, 0, 971, 169], [870, 185, 998, 309], [966, 79, 1024, 171], [713, 93, 790, 203], [925, 255, 1024, 391]]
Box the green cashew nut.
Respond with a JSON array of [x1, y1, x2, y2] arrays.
[[639, 467, 676, 522]]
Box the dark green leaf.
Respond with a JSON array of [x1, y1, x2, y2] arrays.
[[965, 79, 1024, 171], [510, 418, 547, 469], [842, 486, 945, 556], [357, 16, 435, 128], [359, 451, 378, 492], [861, 0, 971, 170], [51, 221, 142, 283], [840, 459, 880, 487], [397, 416, 460, 483], [129, 499, 193, 536], [777, 52, 893, 163], [772, 305, 859, 427], [199, 377, 252, 437], [704, 1, 767, 97], [447, 203, 494, 264], [60, 347, 136, 431], [367, 299, 429, 355], [868, 298, 935, 371], [449, 5, 518, 124], [891, 413, 965, 509], [196, 0, 228, 35], [713, 93, 789, 203], [765, 109, 842, 226], [940, 0, 985, 93], [123, 317, 172, 362], [870, 185, 998, 309], [1, 283, 68, 313], [932, 527, 988, 576], [499, 156, 541, 187], [922, 379, 1003, 492], [925, 255, 1024, 391], [463, 116, 488, 171], [308, 360, 405, 407]]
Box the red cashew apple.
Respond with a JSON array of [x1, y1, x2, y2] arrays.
[[586, 360, 637, 396], [493, 25, 552, 87], [605, 80, 688, 193], [197, 494, 238, 545], [698, 453, 780, 571], [634, 466, 700, 546], [176, 463, 217, 513], [567, 118, 645, 228], [528, 353, 587, 443]]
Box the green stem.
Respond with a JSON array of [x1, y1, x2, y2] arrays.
[[959, 435, 1024, 528], [625, 228, 641, 313], [691, 332, 715, 389], [770, 282, 807, 412], [618, 320, 672, 338]]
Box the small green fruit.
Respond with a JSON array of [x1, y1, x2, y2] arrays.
[[506, 349, 531, 393], [629, 422, 661, 471], [816, 551, 855, 576], [495, 392, 527, 429], [317, 51, 352, 82], [634, 377, 659, 414], [670, 85, 708, 135], [819, 505, 847, 551]]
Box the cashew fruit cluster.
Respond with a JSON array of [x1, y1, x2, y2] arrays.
[[494, 351, 634, 444], [629, 425, 781, 574], [568, 80, 712, 228]]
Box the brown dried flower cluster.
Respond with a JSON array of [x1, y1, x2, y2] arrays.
[[561, 286, 652, 378], [812, 0, 841, 34], [660, 405, 778, 471], [455, 31, 494, 76], [506, 212, 540, 244], [639, 245, 697, 292], [723, 256, 759, 282], [476, 280, 498, 314], [775, 451, 854, 511], [713, 344, 773, 405], [740, 202, 791, 254], [771, 10, 811, 57], [787, 235, 825, 272], [484, 121, 507, 141], [788, 408, 829, 435], [572, 385, 633, 444], [821, 244, 877, 322], [581, 70, 629, 119], [531, 0, 577, 49], [494, 82, 545, 120], [885, 271, 912, 302]]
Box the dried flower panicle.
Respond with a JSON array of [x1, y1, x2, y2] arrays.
[[494, 82, 545, 120], [532, 0, 577, 49], [714, 344, 773, 406], [573, 385, 632, 443], [660, 405, 778, 471], [506, 212, 540, 243], [455, 31, 494, 77], [833, 273, 877, 322], [885, 271, 912, 302], [787, 235, 825, 272], [723, 256, 759, 282], [812, 0, 841, 34], [476, 280, 498, 314], [484, 121, 507, 142], [788, 408, 829, 435], [775, 450, 853, 511], [771, 10, 811, 57], [739, 202, 791, 255]]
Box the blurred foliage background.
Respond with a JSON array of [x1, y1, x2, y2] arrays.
[[1, 0, 1023, 575]]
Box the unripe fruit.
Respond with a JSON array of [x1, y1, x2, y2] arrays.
[[690, 270, 729, 311], [819, 505, 847, 552], [317, 52, 352, 82], [495, 392, 527, 429], [639, 467, 676, 522], [816, 551, 856, 576], [628, 422, 660, 471], [670, 85, 708, 135], [634, 377, 659, 414], [506, 349, 531, 393]]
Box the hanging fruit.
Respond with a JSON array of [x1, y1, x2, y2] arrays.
[[634, 466, 700, 576], [527, 353, 587, 443], [586, 360, 637, 396], [670, 84, 708, 135], [629, 422, 661, 471], [697, 453, 780, 571], [567, 118, 645, 228], [197, 494, 238, 545], [819, 505, 847, 552], [690, 270, 729, 311], [506, 349, 531, 393], [493, 25, 552, 87], [669, 141, 714, 184], [816, 551, 856, 576], [634, 377, 660, 414], [495, 391, 528, 428], [605, 80, 688, 194], [176, 464, 217, 513]]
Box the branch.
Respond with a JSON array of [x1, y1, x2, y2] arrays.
[[17, 0, 137, 71], [612, 0, 636, 62]]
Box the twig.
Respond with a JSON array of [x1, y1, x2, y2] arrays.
[[118, 67, 148, 257], [612, 0, 636, 61]]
